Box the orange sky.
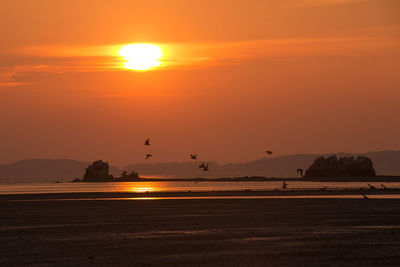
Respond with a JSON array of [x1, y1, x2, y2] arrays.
[[1, 0, 399, 166]]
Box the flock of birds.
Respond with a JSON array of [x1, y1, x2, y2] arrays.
[[143, 138, 392, 199], [279, 181, 391, 200], [143, 138, 297, 173], [360, 184, 392, 199], [144, 138, 211, 171]]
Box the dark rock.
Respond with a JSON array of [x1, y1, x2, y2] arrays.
[[304, 155, 376, 178], [120, 170, 140, 179], [83, 160, 113, 180]]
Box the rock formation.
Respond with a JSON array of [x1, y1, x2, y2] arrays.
[[304, 155, 376, 178], [120, 170, 140, 179], [83, 160, 113, 180]]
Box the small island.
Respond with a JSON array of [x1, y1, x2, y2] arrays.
[[73, 160, 142, 182], [70, 155, 400, 183], [304, 155, 376, 178]]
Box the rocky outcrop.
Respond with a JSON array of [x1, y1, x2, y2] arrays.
[[304, 155, 376, 178], [83, 160, 113, 180], [120, 170, 140, 179]]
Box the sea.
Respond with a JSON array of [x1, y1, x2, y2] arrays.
[[1, 181, 400, 195]]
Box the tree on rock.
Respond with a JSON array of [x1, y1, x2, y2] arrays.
[[304, 155, 376, 178], [83, 160, 113, 180]]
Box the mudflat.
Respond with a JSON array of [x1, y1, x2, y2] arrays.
[[1, 196, 400, 266]]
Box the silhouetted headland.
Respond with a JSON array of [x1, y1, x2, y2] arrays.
[[1, 151, 400, 184], [83, 160, 114, 180], [74, 160, 142, 182], [304, 155, 376, 178], [71, 157, 400, 183]]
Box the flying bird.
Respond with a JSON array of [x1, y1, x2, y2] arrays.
[[145, 153, 152, 160], [202, 163, 209, 172], [282, 181, 288, 189], [265, 151, 273, 156], [144, 138, 151, 146], [362, 193, 369, 199], [190, 154, 198, 160], [198, 163, 206, 169], [297, 168, 304, 176]]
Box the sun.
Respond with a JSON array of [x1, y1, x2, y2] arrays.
[[117, 44, 164, 71]]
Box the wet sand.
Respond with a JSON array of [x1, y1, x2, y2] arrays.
[[2, 187, 400, 200], [1, 194, 400, 266]]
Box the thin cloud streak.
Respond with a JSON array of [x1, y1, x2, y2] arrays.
[[1, 35, 399, 87], [290, 0, 365, 8]]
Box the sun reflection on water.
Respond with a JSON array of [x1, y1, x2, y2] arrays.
[[127, 183, 160, 193]]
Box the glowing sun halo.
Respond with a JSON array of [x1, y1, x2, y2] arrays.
[[117, 44, 164, 71]]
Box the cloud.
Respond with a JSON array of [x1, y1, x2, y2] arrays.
[[0, 71, 28, 88], [291, 0, 364, 8], [1, 35, 399, 87], [0, 82, 28, 88]]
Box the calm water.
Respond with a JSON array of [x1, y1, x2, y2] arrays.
[[0, 181, 399, 195], [11, 195, 400, 201]]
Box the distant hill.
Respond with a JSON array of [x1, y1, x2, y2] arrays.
[[0, 159, 121, 184], [0, 151, 399, 184], [124, 155, 317, 178], [124, 151, 400, 178]]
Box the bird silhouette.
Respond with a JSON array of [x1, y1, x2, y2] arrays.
[[367, 184, 377, 190], [381, 184, 388, 190], [202, 163, 209, 171], [265, 151, 273, 156], [282, 181, 288, 189], [198, 163, 206, 169], [362, 193, 369, 199], [297, 168, 303, 176], [144, 138, 151, 146], [145, 153, 152, 160], [190, 154, 198, 160]]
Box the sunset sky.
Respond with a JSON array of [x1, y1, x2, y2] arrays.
[[1, 0, 399, 166]]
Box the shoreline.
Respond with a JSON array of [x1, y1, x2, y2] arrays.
[[2, 188, 400, 200], [4, 175, 400, 186], [72, 175, 400, 183]]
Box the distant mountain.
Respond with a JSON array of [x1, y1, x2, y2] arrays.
[[124, 151, 400, 178], [0, 159, 121, 184], [363, 151, 400, 175], [0, 151, 399, 184]]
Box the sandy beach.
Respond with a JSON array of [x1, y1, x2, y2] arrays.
[[1, 192, 400, 266]]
